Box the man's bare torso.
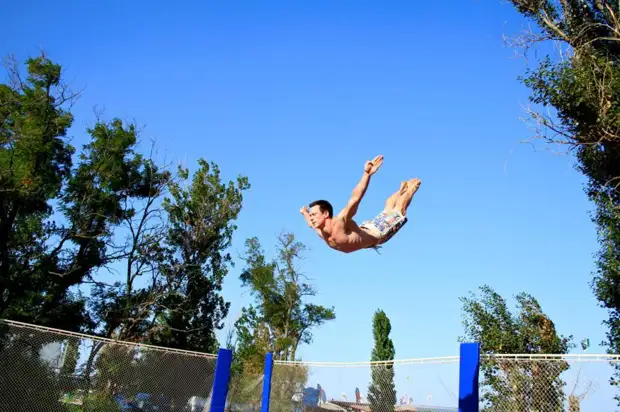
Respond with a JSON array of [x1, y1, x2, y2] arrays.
[[316, 217, 378, 253]]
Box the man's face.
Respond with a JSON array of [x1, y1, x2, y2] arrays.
[[309, 205, 329, 229]]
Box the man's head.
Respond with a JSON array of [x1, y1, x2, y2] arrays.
[[308, 200, 333, 229]]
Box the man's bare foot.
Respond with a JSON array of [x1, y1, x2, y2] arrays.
[[395, 178, 421, 215], [407, 178, 421, 194], [399, 181, 408, 194]]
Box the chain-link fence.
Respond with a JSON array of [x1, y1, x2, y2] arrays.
[[0, 319, 218, 411], [227, 362, 264, 411], [269, 357, 460, 412], [2, 320, 620, 412], [479, 354, 620, 412]]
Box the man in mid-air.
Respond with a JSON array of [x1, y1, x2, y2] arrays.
[[300, 155, 421, 253]]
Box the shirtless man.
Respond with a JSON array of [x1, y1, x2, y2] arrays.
[[300, 155, 421, 253]]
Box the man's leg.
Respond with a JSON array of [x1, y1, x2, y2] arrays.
[[368, 180, 416, 247], [395, 178, 421, 216], [384, 181, 408, 212]]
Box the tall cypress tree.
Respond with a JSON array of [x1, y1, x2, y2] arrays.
[[367, 309, 396, 412]]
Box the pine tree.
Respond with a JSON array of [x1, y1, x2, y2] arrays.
[[367, 309, 396, 412]]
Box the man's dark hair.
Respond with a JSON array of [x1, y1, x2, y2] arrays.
[[309, 200, 333, 218]]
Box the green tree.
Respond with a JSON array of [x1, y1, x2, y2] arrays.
[[500, 0, 620, 397], [231, 233, 335, 411], [235, 233, 336, 363], [48, 116, 175, 392], [79, 134, 247, 408], [78, 118, 177, 344], [0, 55, 170, 335], [66, 118, 172, 338], [150, 159, 250, 352], [0, 53, 253, 408], [367, 309, 396, 412], [0, 54, 86, 331], [460, 285, 573, 411], [1, 54, 253, 410]]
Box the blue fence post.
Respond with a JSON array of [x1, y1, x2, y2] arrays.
[[458, 342, 480, 412], [210, 348, 233, 412], [261, 352, 274, 412]]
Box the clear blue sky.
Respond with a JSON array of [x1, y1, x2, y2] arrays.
[[2, 0, 614, 409]]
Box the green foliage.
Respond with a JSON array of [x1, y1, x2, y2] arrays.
[[0, 327, 70, 411], [230, 233, 334, 409], [370, 310, 396, 362], [81, 392, 121, 412], [79, 120, 172, 341], [235, 233, 335, 363], [460, 285, 573, 411], [504, 0, 620, 399], [0, 51, 334, 411], [0, 54, 252, 354], [367, 309, 396, 412], [149, 159, 249, 352], [0, 54, 86, 331], [0, 53, 255, 408], [85, 150, 250, 351], [59, 118, 169, 340], [269, 364, 309, 412]]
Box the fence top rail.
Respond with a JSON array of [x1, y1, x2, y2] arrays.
[[274, 356, 461, 367], [481, 353, 620, 362], [0, 319, 218, 359], [274, 353, 620, 367]]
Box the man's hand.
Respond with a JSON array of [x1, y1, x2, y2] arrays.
[[300, 205, 315, 229], [364, 155, 384, 175]]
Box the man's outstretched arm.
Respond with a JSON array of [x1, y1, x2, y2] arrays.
[[338, 155, 384, 222], [300, 206, 314, 227], [338, 172, 371, 221]]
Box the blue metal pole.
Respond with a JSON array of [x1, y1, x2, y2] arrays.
[[458, 342, 480, 412], [261, 352, 274, 412], [210, 348, 233, 412]]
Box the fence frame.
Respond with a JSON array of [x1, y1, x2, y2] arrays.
[[458, 342, 480, 412], [209, 348, 233, 412], [261, 352, 274, 412]]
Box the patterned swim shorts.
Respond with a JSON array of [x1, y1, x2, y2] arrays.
[[360, 210, 408, 246]]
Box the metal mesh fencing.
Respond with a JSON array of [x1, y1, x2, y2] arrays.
[[479, 354, 620, 412], [270, 357, 460, 412], [3, 319, 620, 412], [227, 364, 264, 411], [0, 319, 218, 412]]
